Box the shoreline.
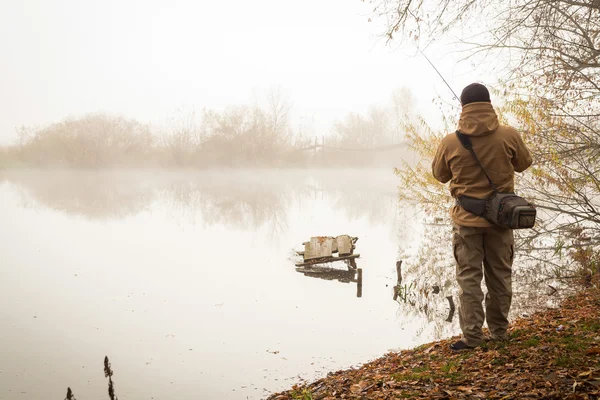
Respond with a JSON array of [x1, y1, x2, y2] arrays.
[[268, 283, 600, 399]]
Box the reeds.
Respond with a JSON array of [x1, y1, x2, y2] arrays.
[[64, 387, 76, 400], [104, 356, 118, 400], [65, 356, 118, 400]]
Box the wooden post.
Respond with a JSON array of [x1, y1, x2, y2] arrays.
[[393, 260, 403, 301], [445, 295, 456, 322], [356, 268, 362, 298], [348, 257, 357, 270]]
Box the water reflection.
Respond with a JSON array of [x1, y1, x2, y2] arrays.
[[296, 267, 363, 298], [0, 170, 570, 330], [0, 169, 399, 232], [0, 168, 410, 400], [2, 170, 156, 219], [2, 169, 567, 330], [394, 221, 569, 340]]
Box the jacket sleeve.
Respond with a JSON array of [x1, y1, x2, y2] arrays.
[[511, 131, 533, 173], [432, 141, 451, 183]]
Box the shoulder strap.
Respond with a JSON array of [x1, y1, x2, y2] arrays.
[[455, 130, 498, 193]]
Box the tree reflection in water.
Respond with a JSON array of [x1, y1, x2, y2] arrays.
[[0, 169, 400, 233], [2, 170, 156, 219], [394, 217, 573, 341]]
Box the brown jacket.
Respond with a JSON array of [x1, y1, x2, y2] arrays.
[[432, 102, 532, 227]]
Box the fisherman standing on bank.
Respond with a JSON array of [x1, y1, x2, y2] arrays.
[[432, 83, 533, 350]]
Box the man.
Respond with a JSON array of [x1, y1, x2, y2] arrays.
[[432, 83, 532, 350]]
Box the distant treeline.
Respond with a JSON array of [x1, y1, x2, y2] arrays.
[[0, 89, 416, 168]]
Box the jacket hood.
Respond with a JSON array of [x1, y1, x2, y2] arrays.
[[457, 102, 499, 136]]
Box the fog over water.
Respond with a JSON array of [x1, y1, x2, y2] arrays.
[[0, 169, 562, 399]]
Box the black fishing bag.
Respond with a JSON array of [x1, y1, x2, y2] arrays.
[[455, 131, 536, 229]]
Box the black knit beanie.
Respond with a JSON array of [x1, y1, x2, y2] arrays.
[[460, 83, 491, 105]]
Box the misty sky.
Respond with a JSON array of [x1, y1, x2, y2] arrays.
[[0, 0, 492, 144]]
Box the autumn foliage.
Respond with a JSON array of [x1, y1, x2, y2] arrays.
[[382, 0, 600, 279]]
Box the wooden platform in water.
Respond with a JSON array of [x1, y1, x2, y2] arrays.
[[295, 235, 359, 268]]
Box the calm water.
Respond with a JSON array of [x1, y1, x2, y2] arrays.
[[0, 169, 557, 399]]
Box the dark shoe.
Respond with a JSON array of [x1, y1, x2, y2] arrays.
[[450, 340, 475, 351]]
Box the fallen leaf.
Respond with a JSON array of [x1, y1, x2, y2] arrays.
[[350, 384, 362, 393], [424, 344, 437, 354], [578, 370, 593, 378]]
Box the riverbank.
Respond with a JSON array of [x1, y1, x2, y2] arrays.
[[268, 282, 600, 399]]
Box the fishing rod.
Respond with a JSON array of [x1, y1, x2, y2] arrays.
[[417, 48, 461, 104]]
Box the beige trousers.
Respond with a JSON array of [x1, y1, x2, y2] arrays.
[[452, 224, 514, 346]]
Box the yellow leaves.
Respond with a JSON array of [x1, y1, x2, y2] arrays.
[[578, 369, 595, 377], [394, 116, 453, 214]]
